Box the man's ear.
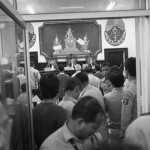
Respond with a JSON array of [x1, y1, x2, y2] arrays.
[[76, 118, 84, 126], [75, 86, 80, 93]]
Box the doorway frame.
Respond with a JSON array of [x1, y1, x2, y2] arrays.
[[104, 48, 128, 69]]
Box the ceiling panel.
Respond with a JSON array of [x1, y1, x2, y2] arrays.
[[16, 0, 146, 15]]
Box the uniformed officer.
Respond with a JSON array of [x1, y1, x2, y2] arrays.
[[120, 57, 137, 139]]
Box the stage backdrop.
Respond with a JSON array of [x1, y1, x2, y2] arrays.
[[39, 20, 102, 57]]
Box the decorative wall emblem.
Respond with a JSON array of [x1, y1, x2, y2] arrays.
[[28, 23, 36, 48], [104, 19, 126, 46]]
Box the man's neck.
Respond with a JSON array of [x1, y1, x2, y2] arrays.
[[128, 76, 136, 82], [82, 83, 89, 89], [41, 97, 57, 104], [65, 92, 75, 99]]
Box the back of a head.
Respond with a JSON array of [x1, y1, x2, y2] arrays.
[[21, 83, 26, 92], [75, 72, 89, 84], [58, 64, 64, 72], [101, 62, 111, 68], [65, 77, 81, 92], [84, 66, 92, 74], [30, 61, 35, 67], [125, 57, 136, 77], [75, 64, 81, 71], [95, 64, 100, 71], [105, 65, 125, 87], [18, 67, 24, 74], [71, 96, 105, 123], [40, 73, 59, 99]]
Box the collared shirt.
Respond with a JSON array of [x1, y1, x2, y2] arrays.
[[40, 122, 102, 150], [30, 67, 41, 89], [94, 71, 104, 80], [80, 84, 104, 108], [17, 74, 26, 87], [104, 87, 124, 126], [88, 74, 101, 89], [71, 71, 81, 77], [58, 96, 77, 117], [121, 79, 137, 131]]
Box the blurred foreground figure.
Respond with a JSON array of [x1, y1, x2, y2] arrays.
[[40, 96, 105, 150], [125, 115, 150, 150], [0, 101, 12, 150]]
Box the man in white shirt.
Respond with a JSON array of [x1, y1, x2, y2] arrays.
[[17, 67, 26, 87], [30, 61, 41, 90], [72, 64, 81, 77], [84, 66, 101, 89]]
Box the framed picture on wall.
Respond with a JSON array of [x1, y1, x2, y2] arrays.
[[39, 20, 102, 58]]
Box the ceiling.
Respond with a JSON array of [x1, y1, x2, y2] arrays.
[[16, 0, 145, 15]]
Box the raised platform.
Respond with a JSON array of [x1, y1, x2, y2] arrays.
[[53, 50, 90, 57]]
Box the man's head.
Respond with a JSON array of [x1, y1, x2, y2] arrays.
[[105, 66, 125, 88], [18, 67, 24, 74], [40, 73, 60, 99], [65, 77, 81, 99], [71, 96, 105, 140], [30, 61, 35, 67], [58, 64, 64, 72], [124, 57, 136, 79], [75, 64, 81, 71], [75, 72, 89, 89], [84, 66, 92, 74], [21, 83, 26, 92], [95, 64, 100, 72], [101, 62, 111, 77]]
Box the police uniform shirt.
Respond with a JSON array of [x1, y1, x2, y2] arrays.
[[121, 79, 137, 131]]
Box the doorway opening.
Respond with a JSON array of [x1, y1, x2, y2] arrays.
[[104, 48, 128, 70]]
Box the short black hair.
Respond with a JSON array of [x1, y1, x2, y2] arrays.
[[125, 57, 136, 77], [58, 64, 64, 72], [72, 96, 105, 123], [105, 66, 125, 87], [95, 64, 100, 71], [101, 62, 111, 68], [40, 73, 60, 99], [84, 66, 92, 73], [75, 72, 89, 84], [21, 83, 26, 92], [65, 77, 81, 92]]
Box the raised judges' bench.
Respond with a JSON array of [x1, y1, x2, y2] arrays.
[[40, 69, 76, 77]]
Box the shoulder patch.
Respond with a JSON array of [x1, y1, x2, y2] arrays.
[[122, 98, 129, 105]]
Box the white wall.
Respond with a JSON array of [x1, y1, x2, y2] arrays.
[[30, 18, 136, 62], [97, 18, 136, 60]]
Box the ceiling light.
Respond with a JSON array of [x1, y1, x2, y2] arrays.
[[106, 1, 116, 10], [59, 6, 84, 9], [27, 5, 35, 14]]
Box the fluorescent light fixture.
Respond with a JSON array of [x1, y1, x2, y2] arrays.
[[27, 5, 35, 14], [59, 6, 84, 9], [106, 1, 116, 10]]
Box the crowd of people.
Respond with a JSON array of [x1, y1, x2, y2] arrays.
[[1, 57, 150, 150]]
